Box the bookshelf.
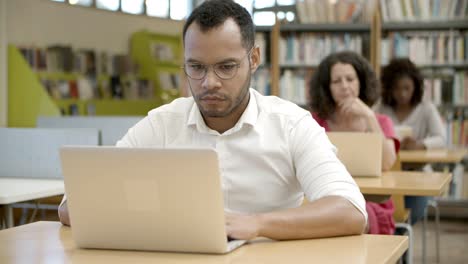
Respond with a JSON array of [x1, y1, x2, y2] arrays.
[[254, 1, 466, 148], [378, 17, 468, 148], [8, 45, 61, 127], [251, 0, 380, 105], [379, 0, 467, 23], [4, 0, 186, 127], [253, 23, 278, 98], [8, 45, 162, 127], [254, 21, 373, 106], [130, 30, 183, 103]]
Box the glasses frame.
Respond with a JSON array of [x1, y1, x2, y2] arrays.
[[182, 48, 254, 80]]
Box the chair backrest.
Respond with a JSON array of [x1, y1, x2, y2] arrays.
[[0, 128, 99, 179], [37, 116, 143, 145]]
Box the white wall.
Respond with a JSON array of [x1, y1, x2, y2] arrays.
[[0, 0, 7, 127], [6, 0, 184, 54]]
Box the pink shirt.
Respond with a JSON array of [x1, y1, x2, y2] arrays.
[[312, 112, 398, 235]]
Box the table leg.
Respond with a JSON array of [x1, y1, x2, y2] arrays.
[[4, 205, 14, 228], [393, 195, 407, 222]]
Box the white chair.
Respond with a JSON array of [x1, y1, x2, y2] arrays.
[[422, 199, 440, 264], [395, 211, 414, 264]]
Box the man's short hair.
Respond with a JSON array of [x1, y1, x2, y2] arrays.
[[183, 0, 255, 50]]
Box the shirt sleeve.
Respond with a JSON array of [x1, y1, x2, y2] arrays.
[[423, 103, 446, 149], [377, 114, 400, 152], [116, 116, 161, 147], [290, 113, 367, 222]]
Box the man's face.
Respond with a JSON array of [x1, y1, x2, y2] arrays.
[[184, 19, 259, 118]]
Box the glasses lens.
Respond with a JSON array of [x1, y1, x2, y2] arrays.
[[185, 64, 205, 80], [214, 63, 238, 79]]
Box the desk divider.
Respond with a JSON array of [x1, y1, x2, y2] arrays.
[[0, 128, 99, 179], [37, 116, 143, 145]]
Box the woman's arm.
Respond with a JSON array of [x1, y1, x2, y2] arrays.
[[423, 103, 446, 149], [364, 113, 397, 170]]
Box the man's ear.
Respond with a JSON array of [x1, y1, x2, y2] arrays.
[[249, 46, 261, 74]]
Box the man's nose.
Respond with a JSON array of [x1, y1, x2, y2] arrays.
[[201, 67, 221, 90]]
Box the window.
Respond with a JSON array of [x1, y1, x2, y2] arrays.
[[48, 0, 295, 25], [146, 0, 169, 18], [276, 0, 295, 5], [235, 0, 253, 13], [69, 0, 93, 6], [170, 0, 189, 20], [254, 0, 274, 9], [96, 0, 119, 11], [253, 11, 276, 26], [121, 0, 144, 15]]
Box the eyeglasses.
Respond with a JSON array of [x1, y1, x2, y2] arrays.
[[183, 48, 253, 80]]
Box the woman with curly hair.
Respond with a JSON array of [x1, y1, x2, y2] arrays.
[[375, 58, 446, 224], [374, 57, 446, 150], [309, 51, 399, 234]]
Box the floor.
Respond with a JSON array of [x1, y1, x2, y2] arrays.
[[412, 218, 468, 264], [410, 171, 468, 264]]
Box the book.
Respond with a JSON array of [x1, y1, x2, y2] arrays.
[[158, 72, 179, 90], [151, 42, 174, 62]]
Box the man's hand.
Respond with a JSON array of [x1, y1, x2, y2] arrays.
[[225, 212, 261, 240]]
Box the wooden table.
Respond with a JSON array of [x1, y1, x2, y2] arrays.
[[355, 171, 452, 196], [0, 178, 64, 228], [398, 149, 467, 164], [397, 149, 467, 216], [355, 171, 452, 221], [0, 221, 408, 264]]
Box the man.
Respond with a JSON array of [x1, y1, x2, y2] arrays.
[[60, 0, 366, 240]]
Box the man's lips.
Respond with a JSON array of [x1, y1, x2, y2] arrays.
[[200, 95, 225, 102]]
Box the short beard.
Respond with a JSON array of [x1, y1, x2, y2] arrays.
[[189, 72, 251, 118]]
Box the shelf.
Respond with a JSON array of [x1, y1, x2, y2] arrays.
[[418, 63, 468, 70], [438, 104, 468, 109], [256, 26, 272, 32], [381, 62, 468, 70], [382, 20, 468, 31], [257, 63, 271, 68], [36, 72, 80, 80], [280, 23, 371, 32], [253, 4, 295, 13], [153, 61, 181, 68], [53, 99, 161, 116], [279, 63, 318, 68]]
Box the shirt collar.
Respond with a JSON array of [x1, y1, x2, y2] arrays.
[[186, 88, 258, 134]]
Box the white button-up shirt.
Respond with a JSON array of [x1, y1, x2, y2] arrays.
[[117, 89, 366, 220]]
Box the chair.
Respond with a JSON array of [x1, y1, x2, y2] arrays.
[[0, 128, 99, 227], [394, 208, 413, 264], [422, 200, 440, 264]]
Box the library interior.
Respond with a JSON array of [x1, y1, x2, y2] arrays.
[[0, 0, 467, 263]]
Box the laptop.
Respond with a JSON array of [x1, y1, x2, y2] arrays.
[[59, 146, 247, 254], [326, 132, 382, 177]]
